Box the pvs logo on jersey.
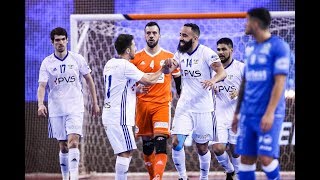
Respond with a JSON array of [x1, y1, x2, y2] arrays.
[[182, 70, 201, 77], [54, 76, 76, 84]]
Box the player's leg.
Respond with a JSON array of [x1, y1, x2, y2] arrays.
[[49, 116, 69, 180], [142, 136, 156, 180], [236, 115, 258, 180], [105, 124, 137, 180], [136, 101, 155, 179], [228, 128, 240, 175], [59, 141, 69, 180], [171, 109, 193, 180], [152, 102, 171, 180], [258, 116, 284, 180], [192, 112, 215, 180], [171, 134, 188, 180], [212, 114, 235, 178], [65, 113, 83, 180]]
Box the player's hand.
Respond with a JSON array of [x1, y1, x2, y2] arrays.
[[231, 113, 239, 133], [201, 80, 215, 90], [136, 84, 150, 94], [230, 89, 238, 100], [38, 104, 47, 117], [260, 112, 274, 132], [92, 104, 101, 118]]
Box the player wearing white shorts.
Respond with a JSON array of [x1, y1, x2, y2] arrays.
[[165, 23, 227, 180], [211, 38, 245, 180], [37, 27, 100, 180], [101, 34, 170, 180]]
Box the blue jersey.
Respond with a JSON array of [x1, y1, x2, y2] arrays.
[[240, 35, 290, 118]]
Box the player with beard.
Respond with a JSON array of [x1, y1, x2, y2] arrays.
[[211, 37, 245, 180], [130, 22, 181, 180], [164, 23, 227, 180]]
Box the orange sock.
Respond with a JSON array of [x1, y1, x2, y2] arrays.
[[153, 153, 168, 180], [143, 152, 155, 180]]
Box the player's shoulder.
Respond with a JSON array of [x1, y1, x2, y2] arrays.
[[68, 51, 85, 59], [160, 48, 174, 56]]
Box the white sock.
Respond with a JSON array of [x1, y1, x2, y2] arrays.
[[59, 151, 69, 180], [115, 156, 131, 180], [198, 151, 211, 180], [231, 156, 240, 174], [215, 151, 234, 173], [172, 147, 188, 179], [68, 148, 80, 180]]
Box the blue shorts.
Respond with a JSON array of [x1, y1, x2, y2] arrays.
[[236, 114, 284, 158]]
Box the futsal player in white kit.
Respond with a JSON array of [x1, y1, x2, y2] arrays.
[[101, 34, 170, 180], [211, 37, 245, 180], [164, 23, 227, 180], [37, 27, 100, 180]]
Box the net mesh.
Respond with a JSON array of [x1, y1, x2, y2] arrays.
[[76, 15, 295, 173]]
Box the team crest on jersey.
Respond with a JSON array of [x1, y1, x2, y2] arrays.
[[227, 74, 233, 80], [193, 59, 199, 64], [53, 67, 57, 71], [68, 64, 74, 69]]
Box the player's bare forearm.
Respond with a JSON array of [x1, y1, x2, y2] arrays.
[[234, 77, 245, 114], [264, 74, 287, 115], [84, 73, 100, 116], [37, 82, 46, 107], [37, 82, 48, 117], [211, 61, 227, 83]]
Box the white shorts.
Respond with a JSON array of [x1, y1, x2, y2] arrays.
[[48, 113, 84, 141], [210, 118, 239, 145], [104, 124, 137, 154], [171, 110, 217, 144]]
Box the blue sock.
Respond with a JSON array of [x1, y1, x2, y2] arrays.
[[262, 159, 280, 180], [238, 170, 255, 180], [238, 163, 256, 180]]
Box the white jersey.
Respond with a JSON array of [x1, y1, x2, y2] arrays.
[[38, 51, 91, 117], [174, 44, 220, 112], [213, 59, 245, 122], [102, 57, 144, 126]]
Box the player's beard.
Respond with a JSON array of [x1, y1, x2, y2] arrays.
[[220, 55, 230, 64], [146, 39, 159, 49], [57, 45, 65, 53], [177, 39, 193, 53], [129, 52, 135, 60]]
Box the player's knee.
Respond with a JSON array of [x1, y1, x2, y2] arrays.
[[142, 139, 155, 155], [172, 134, 186, 151], [155, 136, 167, 154], [212, 144, 226, 155]]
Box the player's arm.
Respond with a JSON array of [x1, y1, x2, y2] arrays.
[[261, 41, 290, 132], [37, 82, 48, 117], [83, 73, 101, 117], [231, 76, 246, 133], [201, 61, 227, 90], [138, 59, 172, 85], [173, 75, 181, 96]]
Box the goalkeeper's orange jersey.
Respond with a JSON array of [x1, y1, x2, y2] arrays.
[[130, 48, 180, 103]]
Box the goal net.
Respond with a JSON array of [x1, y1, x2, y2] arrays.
[[70, 12, 295, 174]]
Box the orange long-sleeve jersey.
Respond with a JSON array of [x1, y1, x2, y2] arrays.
[[131, 48, 180, 103]]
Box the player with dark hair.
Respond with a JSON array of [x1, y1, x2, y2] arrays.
[[130, 21, 181, 180], [211, 37, 244, 180], [37, 27, 100, 180], [165, 23, 227, 180], [231, 7, 290, 180], [101, 33, 171, 180]]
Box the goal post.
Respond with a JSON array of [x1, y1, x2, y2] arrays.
[[70, 11, 295, 174]]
